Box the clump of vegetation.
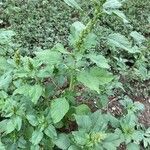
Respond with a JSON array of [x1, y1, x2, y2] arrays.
[[0, 0, 149, 149], [1, 0, 78, 52]]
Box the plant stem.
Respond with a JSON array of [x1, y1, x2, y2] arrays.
[[69, 72, 74, 91], [69, 2, 103, 91]]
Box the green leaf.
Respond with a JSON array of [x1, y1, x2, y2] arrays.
[[84, 33, 97, 50], [30, 130, 43, 145], [0, 57, 10, 73], [90, 67, 114, 85], [26, 114, 39, 126], [130, 31, 146, 45], [54, 134, 70, 149], [0, 72, 12, 90], [127, 143, 140, 150], [106, 113, 120, 128], [29, 84, 43, 104], [86, 54, 110, 69], [108, 33, 140, 53], [14, 84, 43, 104], [53, 43, 70, 54], [68, 145, 80, 150], [75, 104, 91, 115], [44, 124, 57, 139], [69, 21, 85, 46], [103, 142, 116, 150], [77, 68, 113, 93], [3, 116, 22, 133], [98, 95, 109, 108], [0, 120, 8, 133], [14, 116, 22, 131], [90, 111, 108, 132], [30, 145, 40, 150], [6, 119, 16, 134], [103, 0, 122, 10], [51, 98, 69, 124], [35, 50, 62, 65], [18, 137, 27, 149], [64, 0, 82, 10], [77, 70, 100, 93], [72, 131, 90, 146], [0, 140, 5, 150], [113, 10, 129, 23], [104, 130, 123, 148], [75, 115, 92, 132], [132, 131, 144, 142]]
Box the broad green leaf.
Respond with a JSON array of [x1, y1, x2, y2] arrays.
[[77, 70, 100, 93], [103, 130, 123, 150], [54, 134, 70, 149], [26, 114, 39, 126], [30, 130, 43, 145], [50, 98, 69, 124], [6, 119, 16, 134], [75, 115, 92, 132], [108, 33, 140, 53], [69, 21, 85, 46], [14, 84, 43, 104], [14, 116, 22, 131], [71, 21, 85, 33], [4, 116, 22, 134], [35, 50, 62, 65], [72, 131, 89, 146], [103, 142, 116, 150], [90, 67, 114, 85], [86, 54, 110, 68], [130, 31, 146, 45], [90, 111, 108, 132], [7, 143, 18, 150], [98, 95, 109, 108], [44, 124, 57, 139], [108, 33, 131, 50], [29, 84, 43, 104], [127, 143, 140, 150], [64, 0, 82, 10], [0, 120, 8, 133], [106, 113, 120, 128], [75, 104, 91, 115], [30, 145, 40, 150], [77, 67, 113, 93], [53, 43, 70, 54], [18, 137, 27, 149], [84, 33, 97, 50], [103, 0, 122, 10], [132, 130, 144, 142], [0, 57, 10, 73], [13, 85, 28, 96], [69, 22, 97, 50], [68, 145, 80, 150], [0, 72, 12, 90], [113, 10, 129, 23], [0, 140, 5, 150]]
